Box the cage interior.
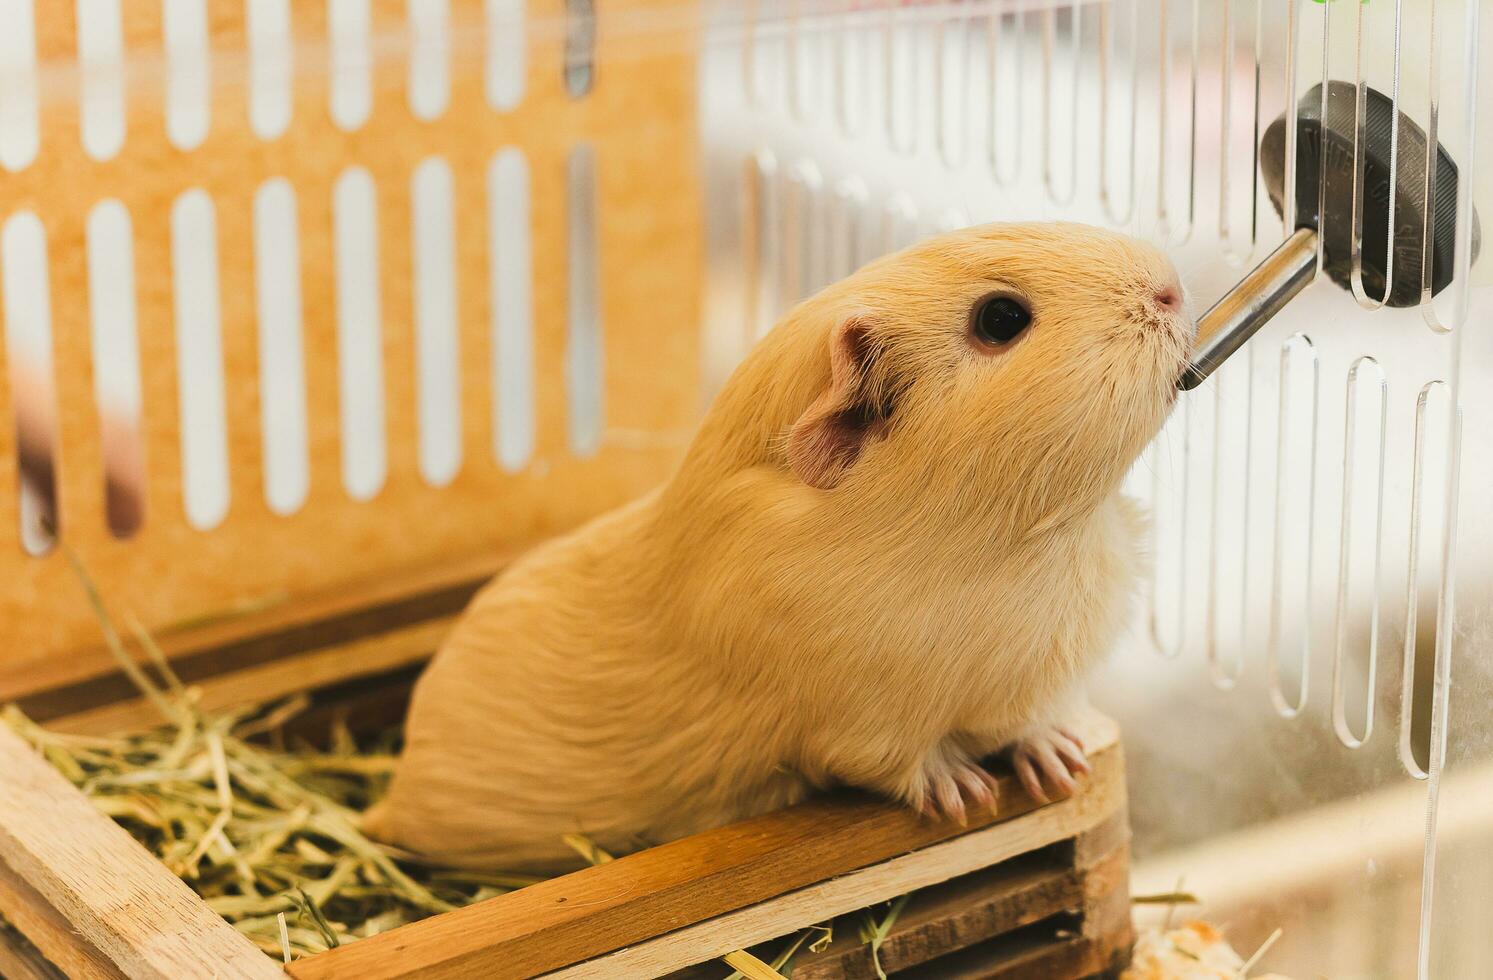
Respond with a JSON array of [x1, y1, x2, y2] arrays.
[[2, 2, 1492, 978]]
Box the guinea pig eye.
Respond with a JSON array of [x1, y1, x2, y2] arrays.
[[970, 294, 1032, 347]]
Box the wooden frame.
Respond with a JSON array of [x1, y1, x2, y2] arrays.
[[0, 543, 1131, 979], [1, 677, 1126, 980]]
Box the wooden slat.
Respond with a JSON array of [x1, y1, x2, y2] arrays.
[[675, 813, 1132, 980], [0, 725, 281, 980], [48, 616, 450, 736], [8, 545, 515, 718], [544, 741, 1124, 980], [910, 838, 1130, 980], [0, 860, 124, 980], [904, 929, 1092, 980], [899, 852, 1132, 980], [782, 813, 1131, 980], [0, 917, 69, 980], [786, 850, 1081, 980], [917, 884, 1131, 980], [288, 717, 1121, 980]]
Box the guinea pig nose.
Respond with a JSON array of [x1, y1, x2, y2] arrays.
[[1152, 285, 1183, 313]]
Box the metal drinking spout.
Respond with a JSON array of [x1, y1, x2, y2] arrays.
[[1179, 228, 1318, 390], [1176, 81, 1479, 391]]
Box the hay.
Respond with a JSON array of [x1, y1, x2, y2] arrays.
[[0, 690, 539, 961], [3, 685, 825, 978], [1120, 921, 1293, 980], [0, 549, 555, 961], [0, 550, 812, 974]]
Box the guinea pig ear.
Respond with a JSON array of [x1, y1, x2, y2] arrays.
[[786, 316, 893, 490]]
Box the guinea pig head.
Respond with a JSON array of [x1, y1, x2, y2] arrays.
[[783, 222, 1192, 534]]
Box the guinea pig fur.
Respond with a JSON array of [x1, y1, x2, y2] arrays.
[[362, 221, 1193, 872]]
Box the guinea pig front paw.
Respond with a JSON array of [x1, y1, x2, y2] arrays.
[[1009, 726, 1090, 804], [910, 752, 1001, 827]]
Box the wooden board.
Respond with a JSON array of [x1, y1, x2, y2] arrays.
[[12, 541, 514, 733], [48, 615, 449, 736], [905, 893, 1130, 980], [0, 0, 702, 699], [0, 724, 281, 980], [288, 716, 1122, 980], [0, 918, 68, 980], [778, 820, 1129, 980], [1, 638, 1126, 980], [0, 862, 125, 980], [7, 544, 510, 719], [790, 850, 1086, 980]]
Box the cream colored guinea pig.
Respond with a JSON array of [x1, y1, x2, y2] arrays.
[[363, 221, 1192, 871]]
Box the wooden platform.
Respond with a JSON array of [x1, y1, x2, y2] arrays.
[[1, 686, 1128, 980], [0, 533, 1132, 979], [1, 545, 1130, 980]]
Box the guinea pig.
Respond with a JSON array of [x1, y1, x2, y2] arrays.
[[362, 221, 1192, 872]]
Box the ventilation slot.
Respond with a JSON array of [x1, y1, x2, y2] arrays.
[[829, 176, 869, 282], [832, 7, 870, 136], [1039, 4, 1080, 206], [565, 0, 595, 98], [1149, 396, 1189, 660], [566, 144, 601, 457], [3, 211, 57, 553], [743, 150, 779, 341], [86, 200, 146, 537], [934, 12, 971, 169], [0, 0, 38, 172], [329, 0, 372, 132], [77, 0, 126, 161], [163, 0, 211, 150], [1205, 348, 1254, 689], [786, 4, 822, 122], [485, 0, 526, 111], [1331, 357, 1387, 748], [987, 8, 1023, 186], [782, 161, 824, 304], [412, 156, 461, 487], [882, 193, 919, 255], [408, 0, 450, 122], [1401, 380, 1454, 778], [333, 167, 387, 501], [1268, 334, 1319, 718], [171, 189, 230, 530], [247, 0, 293, 141], [253, 178, 309, 516], [489, 147, 533, 472]]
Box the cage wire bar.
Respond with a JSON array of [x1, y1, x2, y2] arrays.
[[702, 1, 1488, 976]]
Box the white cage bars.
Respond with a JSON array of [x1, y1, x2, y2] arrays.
[[700, 1, 1489, 976]]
